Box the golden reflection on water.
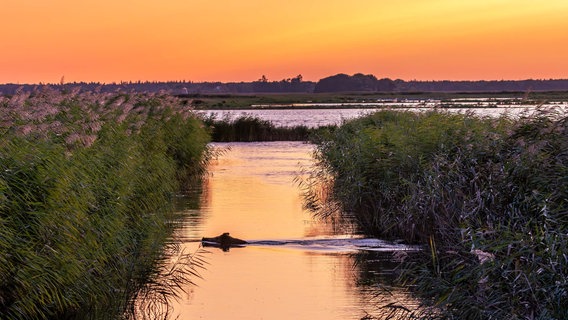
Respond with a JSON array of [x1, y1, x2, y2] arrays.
[[172, 142, 417, 320], [178, 249, 367, 319], [197, 142, 334, 240]]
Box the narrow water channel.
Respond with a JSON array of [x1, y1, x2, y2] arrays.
[[171, 141, 418, 319]]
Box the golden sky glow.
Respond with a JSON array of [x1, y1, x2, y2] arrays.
[[2, 0, 567, 83]]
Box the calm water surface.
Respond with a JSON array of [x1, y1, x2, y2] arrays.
[[172, 142, 418, 320], [199, 105, 543, 128]]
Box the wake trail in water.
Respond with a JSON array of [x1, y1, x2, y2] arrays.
[[186, 236, 421, 253], [247, 238, 420, 252]]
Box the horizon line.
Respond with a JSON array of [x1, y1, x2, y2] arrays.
[[3, 77, 568, 86]]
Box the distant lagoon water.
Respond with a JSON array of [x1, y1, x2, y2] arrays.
[[198, 102, 565, 128]]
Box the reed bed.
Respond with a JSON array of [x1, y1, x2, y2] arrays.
[[0, 87, 210, 319], [204, 115, 313, 142], [305, 108, 568, 319]]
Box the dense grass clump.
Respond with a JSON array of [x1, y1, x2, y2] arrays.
[[0, 88, 210, 319], [306, 108, 568, 319], [204, 115, 312, 141]]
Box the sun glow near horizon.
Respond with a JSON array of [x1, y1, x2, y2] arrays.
[[1, 0, 567, 84]]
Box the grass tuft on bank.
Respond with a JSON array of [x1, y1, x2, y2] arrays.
[[306, 108, 568, 319]]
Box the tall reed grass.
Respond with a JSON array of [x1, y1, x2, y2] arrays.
[[305, 108, 568, 319], [204, 115, 312, 141], [0, 88, 210, 319]]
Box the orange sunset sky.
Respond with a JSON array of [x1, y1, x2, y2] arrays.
[[1, 0, 567, 84]]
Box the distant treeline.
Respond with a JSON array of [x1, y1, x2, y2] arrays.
[[314, 73, 568, 93], [2, 73, 568, 95]]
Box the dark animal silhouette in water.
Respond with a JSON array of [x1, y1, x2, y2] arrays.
[[202, 233, 248, 251]]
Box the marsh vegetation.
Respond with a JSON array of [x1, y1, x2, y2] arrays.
[[204, 115, 311, 141], [0, 89, 210, 319], [304, 108, 568, 318]]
